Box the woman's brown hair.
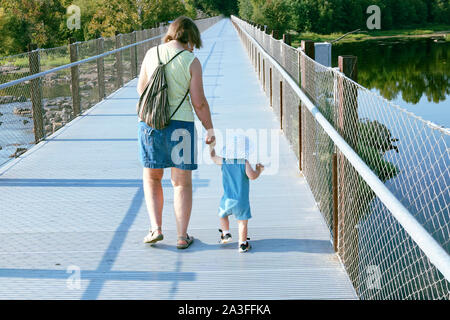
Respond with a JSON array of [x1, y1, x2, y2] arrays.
[[163, 16, 202, 49]]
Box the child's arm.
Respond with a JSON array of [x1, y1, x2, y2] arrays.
[[209, 144, 223, 165], [245, 160, 264, 180]]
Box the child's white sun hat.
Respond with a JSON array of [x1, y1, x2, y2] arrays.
[[219, 134, 255, 160]]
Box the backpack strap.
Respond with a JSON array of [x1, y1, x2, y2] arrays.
[[156, 45, 163, 65], [169, 88, 190, 120], [156, 44, 188, 66], [165, 48, 188, 65]]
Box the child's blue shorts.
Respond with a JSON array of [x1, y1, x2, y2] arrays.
[[138, 120, 197, 170], [218, 198, 252, 221]]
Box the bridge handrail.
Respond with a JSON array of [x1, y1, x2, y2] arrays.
[[231, 15, 450, 298], [0, 34, 163, 91]]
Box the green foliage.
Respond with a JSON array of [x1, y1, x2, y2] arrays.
[[0, 0, 229, 57], [357, 119, 399, 182], [140, 0, 187, 30], [261, 0, 291, 34], [84, 0, 140, 38], [238, 0, 253, 20], [238, 0, 450, 35], [0, 0, 67, 55], [193, 0, 238, 16]]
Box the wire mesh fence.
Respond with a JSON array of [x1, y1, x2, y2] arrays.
[[232, 16, 449, 300], [0, 16, 222, 167]]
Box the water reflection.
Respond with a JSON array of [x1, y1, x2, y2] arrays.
[[333, 37, 449, 127]]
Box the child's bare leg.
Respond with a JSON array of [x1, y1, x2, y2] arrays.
[[238, 220, 248, 243], [220, 217, 230, 232]]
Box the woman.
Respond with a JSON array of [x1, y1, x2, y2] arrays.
[[137, 16, 215, 249]]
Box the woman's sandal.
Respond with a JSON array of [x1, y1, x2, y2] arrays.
[[143, 227, 164, 244], [177, 234, 194, 249]]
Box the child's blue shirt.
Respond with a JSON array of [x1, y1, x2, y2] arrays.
[[218, 158, 252, 220]]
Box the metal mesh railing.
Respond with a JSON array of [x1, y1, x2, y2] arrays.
[[232, 16, 450, 300], [0, 16, 222, 167]]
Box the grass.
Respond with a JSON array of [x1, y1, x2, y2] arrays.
[[0, 55, 71, 68], [290, 24, 450, 47]]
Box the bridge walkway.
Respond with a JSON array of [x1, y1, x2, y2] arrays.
[[0, 18, 357, 299]]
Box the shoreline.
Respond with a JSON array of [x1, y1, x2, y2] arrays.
[[291, 29, 449, 46]]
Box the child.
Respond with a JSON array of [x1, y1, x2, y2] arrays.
[[209, 136, 264, 253]]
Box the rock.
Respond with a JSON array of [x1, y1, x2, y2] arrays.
[[23, 119, 29, 125], [13, 107, 32, 116], [0, 95, 27, 104], [54, 114, 62, 122], [0, 65, 20, 72], [61, 112, 71, 122], [52, 122, 63, 132], [9, 147, 27, 158]]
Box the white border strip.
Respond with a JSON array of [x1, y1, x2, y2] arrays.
[[232, 16, 450, 282]]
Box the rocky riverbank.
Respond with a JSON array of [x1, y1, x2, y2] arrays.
[[0, 95, 78, 159]]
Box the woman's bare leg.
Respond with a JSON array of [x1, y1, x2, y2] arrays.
[[171, 168, 193, 245], [143, 168, 164, 235]]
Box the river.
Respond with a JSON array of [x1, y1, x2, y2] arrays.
[[332, 37, 449, 128]]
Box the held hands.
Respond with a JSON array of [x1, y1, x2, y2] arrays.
[[205, 129, 216, 146], [255, 163, 265, 173]]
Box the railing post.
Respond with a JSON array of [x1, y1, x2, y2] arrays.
[[96, 37, 105, 101], [283, 34, 291, 46], [298, 103, 302, 171], [298, 40, 314, 171], [332, 152, 338, 251], [338, 56, 358, 148], [271, 30, 279, 40], [337, 55, 358, 286], [258, 52, 261, 80], [300, 40, 315, 95], [69, 37, 81, 116], [27, 44, 44, 143], [280, 80, 283, 130], [115, 31, 123, 89], [262, 59, 266, 91], [131, 31, 138, 78], [269, 67, 273, 107]]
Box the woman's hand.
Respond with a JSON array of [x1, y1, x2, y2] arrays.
[[205, 129, 215, 145]]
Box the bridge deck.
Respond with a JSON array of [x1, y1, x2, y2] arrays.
[[0, 19, 357, 299]]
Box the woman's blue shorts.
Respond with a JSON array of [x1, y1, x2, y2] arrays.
[[138, 120, 197, 170]]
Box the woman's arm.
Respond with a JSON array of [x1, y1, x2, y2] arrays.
[[137, 52, 149, 96], [190, 57, 215, 144]]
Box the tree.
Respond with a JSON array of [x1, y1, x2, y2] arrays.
[[140, 0, 187, 29], [238, 0, 253, 20], [0, 0, 66, 52], [261, 0, 291, 35]]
